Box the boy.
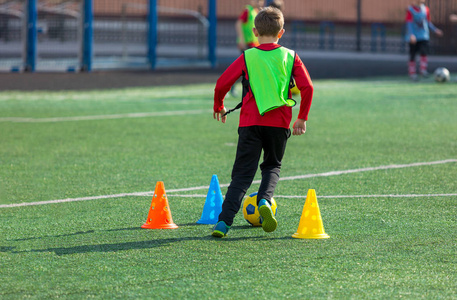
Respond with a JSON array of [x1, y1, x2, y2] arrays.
[[212, 7, 314, 237], [236, 0, 264, 51], [405, 0, 443, 80]]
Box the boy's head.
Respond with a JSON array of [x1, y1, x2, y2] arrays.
[[254, 6, 284, 37]]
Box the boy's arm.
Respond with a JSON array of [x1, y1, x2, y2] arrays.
[[426, 8, 443, 36], [213, 55, 245, 122], [428, 21, 442, 36], [291, 54, 314, 136]]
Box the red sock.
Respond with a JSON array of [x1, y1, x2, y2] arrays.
[[408, 61, 416, 76], [420, 56, 428, 74]]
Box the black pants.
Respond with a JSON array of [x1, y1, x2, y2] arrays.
[[409, 40, 429, 61], [218, 126, 291, 226]]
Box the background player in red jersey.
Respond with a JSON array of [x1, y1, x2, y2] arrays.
[[231, 1, 264, 97], [235, 0, 264, 51], [405, 0, 443, 80]]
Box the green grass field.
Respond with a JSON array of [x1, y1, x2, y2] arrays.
[[1, 77, 456, 299]]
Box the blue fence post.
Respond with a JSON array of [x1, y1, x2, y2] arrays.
[[208, 0, 217, 68], [356, 0, 362, 51], [400, 24, 406, 53], [25, 0, 37, 72], [371, 23, 386, 52], [82, 0, 93, 71], [319, 21, 334, 50], [148, 0, 157, 70]]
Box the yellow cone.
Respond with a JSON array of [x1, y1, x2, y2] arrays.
[[292, 189, 330, 239]]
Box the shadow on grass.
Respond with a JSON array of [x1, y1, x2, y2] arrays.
[[10, 235, 275, 256], [3, 224, 297, 256], [8, 230, 97, 241], [7, 227, 142, 242], [32, 236, 214, 255]]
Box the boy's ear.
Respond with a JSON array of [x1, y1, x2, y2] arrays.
[[278, 28, 285, 38], [253, 27, 259, 37]]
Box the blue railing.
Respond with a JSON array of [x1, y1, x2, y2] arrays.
[[15, 0, 217, 72], [371, 22, 386, 52]]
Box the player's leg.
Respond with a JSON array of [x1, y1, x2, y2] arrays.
[[257, 127, 290, 203], [217, 127, 262, 227], [408, 42, 418, 80], [257, 127, 291, 232], [213, 129, 262, 237], [418, 41, 430, 77]]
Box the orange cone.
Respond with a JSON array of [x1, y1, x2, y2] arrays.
[[292, 189, 329, 239], [141, 181, 178, 229]]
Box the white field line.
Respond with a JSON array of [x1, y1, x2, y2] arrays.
[[1, 158, 456, 209], [274, 193, 457, 199], [157, 193, 457, 199], [0, 109, 213, 123], [276, 159, 457, 182], [0, 88, 212, 102]]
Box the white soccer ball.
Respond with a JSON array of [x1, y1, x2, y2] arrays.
[[434, 67, 450, 83]]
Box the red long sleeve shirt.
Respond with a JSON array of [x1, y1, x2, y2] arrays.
[[214, 43, 314, 129]]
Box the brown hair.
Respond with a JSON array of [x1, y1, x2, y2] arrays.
[[254, 6, 284, 37]]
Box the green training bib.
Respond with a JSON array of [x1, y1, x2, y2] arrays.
[[244, 46, 296, 115], [240, 5, 257, 44]]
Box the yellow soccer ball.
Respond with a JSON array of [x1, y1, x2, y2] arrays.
[[242, 192, 277, 227], [290, 85, 300, 95]]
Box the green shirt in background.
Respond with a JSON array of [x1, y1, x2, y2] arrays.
[[240, 5, 258, 45]]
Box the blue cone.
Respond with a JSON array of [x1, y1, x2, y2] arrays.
[[197, 174, 223, 224]]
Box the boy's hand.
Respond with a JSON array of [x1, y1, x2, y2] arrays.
[[409, 34, 417, 44], [451, 14, 457, 23], [213, 107, 227, 123], [435, 29, 443, 37], [292, 119, 306, 136]]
